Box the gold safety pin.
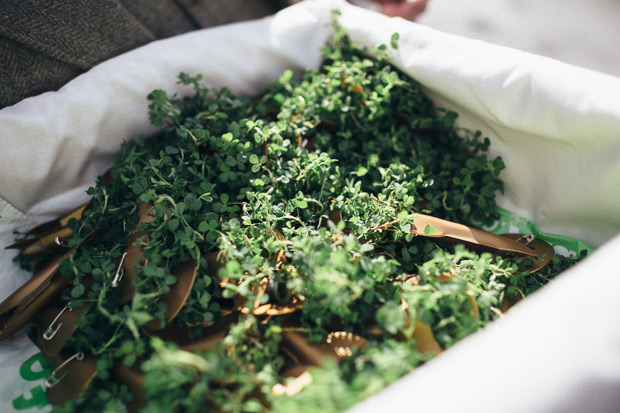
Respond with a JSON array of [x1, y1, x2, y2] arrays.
[[44, 352, 84, 388], [42, 305, 72, 341]]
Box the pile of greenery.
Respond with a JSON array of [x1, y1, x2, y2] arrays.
[[20, 21, 582, 413]]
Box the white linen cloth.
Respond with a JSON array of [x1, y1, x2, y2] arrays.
[[1, 1, 619, 411]]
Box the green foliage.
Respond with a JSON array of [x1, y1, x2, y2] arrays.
[[27, 26, 584, 413]]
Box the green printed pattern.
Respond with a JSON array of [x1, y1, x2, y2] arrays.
[[12, 352, 51, 411], [478, 207, 595, 256]]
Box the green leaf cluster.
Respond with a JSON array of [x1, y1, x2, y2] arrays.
[[25, 25, 585, 413]]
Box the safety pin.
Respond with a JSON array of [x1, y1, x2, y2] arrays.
[[54, 236, 69, 247], [43, 305, 73, 341], [44, 352, 84, 388], [515, 234, 535, 246], [112, 252, 128, 287]]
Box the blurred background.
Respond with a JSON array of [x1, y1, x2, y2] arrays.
[[416, 0, 620, 78]]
